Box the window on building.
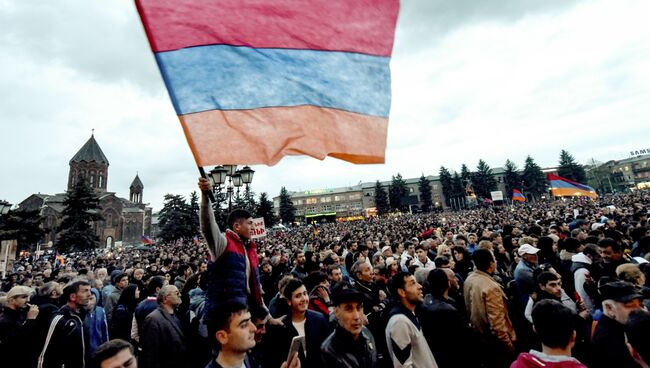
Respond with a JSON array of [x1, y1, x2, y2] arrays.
[[306, 198, 317, 204], [349, 194, 361, 200], [98, 174, 103, 188]]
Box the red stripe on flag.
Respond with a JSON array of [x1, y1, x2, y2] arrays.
[[179, 106, 388, 166], [135, 0, 400, 56]]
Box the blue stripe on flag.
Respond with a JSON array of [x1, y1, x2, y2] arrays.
[[155, 45, 392, 116]]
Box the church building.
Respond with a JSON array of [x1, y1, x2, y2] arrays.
[[19, 134, 152, 248]]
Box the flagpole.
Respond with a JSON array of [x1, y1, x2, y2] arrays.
[[198, 166, 216, 203]]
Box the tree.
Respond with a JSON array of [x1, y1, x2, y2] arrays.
[[418, 175, 433, 212], [158, 194, 194, 243], [278, 187, 296, 224], [389, 173, 408, 212], [0, 209, 46, 251], [256, 192, 276, 227], [374, 181, 390, 215], [189, 191, 200, 238], [451, 172, 465, 209], [234, 187, 258, 215], [522, 156, 547, 199], [439, 167, 453, 207], [503, 159, 521, 196], [472, 160, 497, 199], [557, 150, 587, 183], [58, 178, 103, 251]]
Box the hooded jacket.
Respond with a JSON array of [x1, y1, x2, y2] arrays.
[[571, 253, 596, 314], [84, 288, 109, 355], [510, 351, 587, 368]]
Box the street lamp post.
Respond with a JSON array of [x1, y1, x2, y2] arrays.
[[207, 165, 255, 212]]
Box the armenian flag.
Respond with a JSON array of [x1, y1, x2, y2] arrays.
[[512, 189, 526, 202], [135, 0, 400, 166], [547, 173, 598, 199]]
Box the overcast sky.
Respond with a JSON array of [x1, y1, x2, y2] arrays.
[[2, 0, 649, 211]]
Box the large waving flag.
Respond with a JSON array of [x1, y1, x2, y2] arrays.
[[135, 0, 400, 166], [547, 173, 598, 199], [512, 189, 526, 202]]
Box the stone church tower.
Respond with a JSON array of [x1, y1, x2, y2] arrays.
[[67, 134, 109, 193], [130, 174, 144, 204]]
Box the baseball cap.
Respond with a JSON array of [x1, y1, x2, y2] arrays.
[[385, 257, 397, 267], [518, 244, 540, 256], [381, 245, 391, 254], [331, 282, 364, 306], [599, 281, 643, 303]]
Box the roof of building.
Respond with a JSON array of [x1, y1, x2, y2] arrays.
[[70, 134, 109, 165], [130, 174, 144, 189]]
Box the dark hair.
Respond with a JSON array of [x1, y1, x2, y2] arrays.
[[427, 269, 449, 298], [472, 248, 494, 272], [598, 238, 621, 253], [434, 256, 450, 268], [561, 237, 581, 253], [250, 303, 270, 322], [389, 272, 412, 300], [177, 264, 191, 275], [304, 271, 328, 293], [206, 300, 249, 350], [326, 264, 341, 276], [531, 299, 577, 348], [112, 272, 128, 285], [536, 271, 560, 287], [62, 280, 91, 302], [415, 244, 425, 252], [117, 284, 140, 311], [626, 309, 650, 364], [282, 278, 305, 300], [147, 276, 165, 296], [228, 209, 252, 229], [583, 243, 600, 258], [92, 339, 134, 367]]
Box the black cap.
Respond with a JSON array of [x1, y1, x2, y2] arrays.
[[331, 282, 364, 306], [599, 281, 643, 303]]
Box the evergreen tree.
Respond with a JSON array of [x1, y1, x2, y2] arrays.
[[451, 172, 465, 209], [233, 187, 258, 215], [0, 209, 46, 250], [503, 159, 521, 196], [158, 194, 194, 243], [522, 156, 547, 199], [557, 150, 587, 183], [58, 178, 103, 251], [374, 181, 390, 215], [460, 164, 474, 196], [417, 175, 433, 212], [256, 192, 276, 227], [189, 191, 200, 237], [278, 187, 296, 224], [472, 160, 497, 199], [389, 173, 409, 212], [439, 167, 453, 207]]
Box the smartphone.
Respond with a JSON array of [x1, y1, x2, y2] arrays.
[[286, 335, 305, 362]]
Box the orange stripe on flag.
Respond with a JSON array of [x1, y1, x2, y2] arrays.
[[179, 106, 388, 166]]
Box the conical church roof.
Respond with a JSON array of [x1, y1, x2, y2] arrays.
[[70, 135, 109, 165], [130, 174, 144, 189]]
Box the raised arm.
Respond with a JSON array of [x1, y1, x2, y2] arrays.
[[198, 177, 227, 261]]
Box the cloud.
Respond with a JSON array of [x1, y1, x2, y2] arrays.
[[1, 0, 649, 212]]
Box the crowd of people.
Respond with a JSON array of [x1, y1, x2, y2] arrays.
[[2, 187, 650, 368]]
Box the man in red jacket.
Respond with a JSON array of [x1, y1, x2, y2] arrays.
[[511, 299, 587, 368]]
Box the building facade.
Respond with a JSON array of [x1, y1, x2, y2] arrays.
[[18, 135, 152, 248], [273, 168, 511, 222]]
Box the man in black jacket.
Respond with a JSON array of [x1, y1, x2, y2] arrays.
[[419, 269, 476, 368], [592, 281, 644, 368], [321, 282, 377, 368], [38, 280, 92, 368], [0, 286, 40, 366]]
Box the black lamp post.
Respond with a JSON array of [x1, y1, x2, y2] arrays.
[[207, 165, 255, 212]]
